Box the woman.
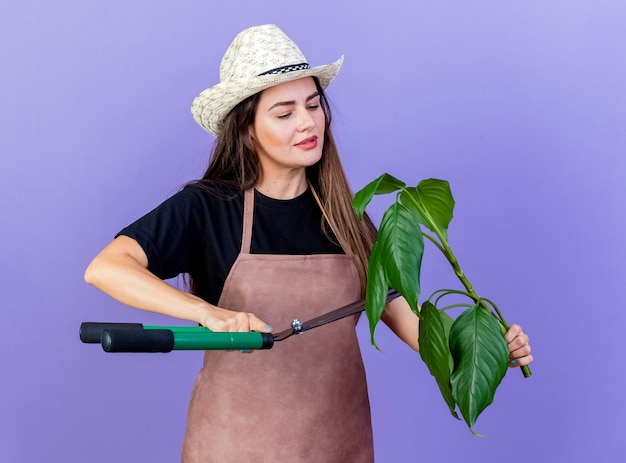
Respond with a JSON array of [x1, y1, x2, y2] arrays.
[[85, 24, 533, 462]]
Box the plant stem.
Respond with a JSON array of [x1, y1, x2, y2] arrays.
[[402, 188, 531, 377], [477, 297, 508, 327], [440, 303, 475, 312], [439, 243, 532, 377], [429, 289, 474, 306], [423, 232, 446, 254], [423, 223, 531, 375]]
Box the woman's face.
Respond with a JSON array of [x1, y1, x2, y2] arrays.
[[249, 77, 325, 179]]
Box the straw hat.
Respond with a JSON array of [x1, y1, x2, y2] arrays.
[[191, 24, 344, 136]]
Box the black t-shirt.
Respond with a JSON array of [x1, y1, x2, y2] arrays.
[[117, 183, 344, 305]]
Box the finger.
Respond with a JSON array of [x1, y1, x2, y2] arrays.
[[509, 344, 532, 361], [504, 323, 523, 343], [206, 310, 251, 332], [507, 333, 530, 353], [508, 354, 534, 368], [226, 311, 268, 333], [246, 313, 273, 333]]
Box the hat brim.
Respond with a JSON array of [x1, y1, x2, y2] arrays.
[[191, 56, 343, 137]]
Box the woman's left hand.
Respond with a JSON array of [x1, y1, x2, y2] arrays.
[[504, 324, 533, 368]]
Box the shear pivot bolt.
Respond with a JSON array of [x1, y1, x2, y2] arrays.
[[291, 319, 303, 333]]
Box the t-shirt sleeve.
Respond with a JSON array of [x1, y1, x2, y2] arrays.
[[116, 185, 204, 280]]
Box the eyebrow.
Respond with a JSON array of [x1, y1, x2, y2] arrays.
[[267, 92, 320, 111]]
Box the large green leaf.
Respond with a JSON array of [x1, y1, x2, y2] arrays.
[[449, 306, 509, 435], [400, 179, 454, 242], [353, 173, 406, 219], [364, 241, 388, 350], [418, 301, 459, 419], [376, 202, 424, 313]]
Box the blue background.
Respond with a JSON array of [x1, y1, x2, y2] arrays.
[[1, 1, 625, 461]]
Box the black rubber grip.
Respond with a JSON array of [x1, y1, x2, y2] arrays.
[[261, 333, 275, 349], [102, 329, 175, 353], [80, 322, 144, 343]]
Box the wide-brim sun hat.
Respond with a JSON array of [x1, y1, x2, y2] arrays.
[[191, 24, 344, 137]]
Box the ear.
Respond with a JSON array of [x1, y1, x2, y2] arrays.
[[248, 125, 256, 142]]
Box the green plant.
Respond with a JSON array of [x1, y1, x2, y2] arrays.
[[353, 173, 531, 436]]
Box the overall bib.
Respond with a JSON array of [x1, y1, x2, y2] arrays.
[[181, 188, 374, 462]]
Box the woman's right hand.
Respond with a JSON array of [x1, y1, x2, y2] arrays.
[[198, 306, 273, 333]]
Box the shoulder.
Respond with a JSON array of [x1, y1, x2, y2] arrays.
[[183, 180, 241, 202], [169, 181, 243, 212]]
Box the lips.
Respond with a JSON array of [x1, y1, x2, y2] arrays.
[[295, 135, 318, 150]]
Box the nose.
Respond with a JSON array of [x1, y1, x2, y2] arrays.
[[296, 107, 315, 131]]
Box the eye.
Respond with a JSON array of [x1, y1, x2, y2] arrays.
[[277, 112, 292, 119], [308, 97, 321, 111]]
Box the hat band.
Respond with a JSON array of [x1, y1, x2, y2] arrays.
[[258, 62, 310, 76]]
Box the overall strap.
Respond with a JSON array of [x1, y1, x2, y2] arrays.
[[241, 189, 254, 254]]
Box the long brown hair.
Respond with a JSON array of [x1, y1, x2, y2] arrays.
[[196, 77, 376, 297]]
